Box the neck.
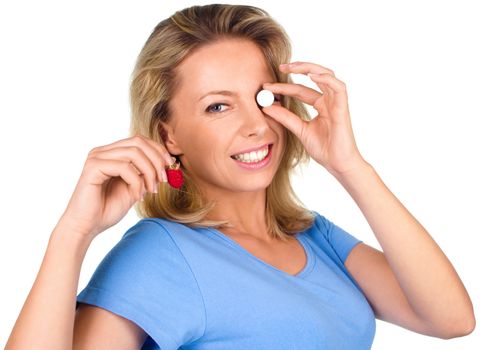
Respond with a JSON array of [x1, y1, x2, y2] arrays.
[[203, 188, 271, 241]]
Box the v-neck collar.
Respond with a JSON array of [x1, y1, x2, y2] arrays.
[[204, 226, 316, 278]]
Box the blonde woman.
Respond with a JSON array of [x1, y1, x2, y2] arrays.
[[6, 4, 475, 349]]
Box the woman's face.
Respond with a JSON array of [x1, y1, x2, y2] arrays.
[[164, 38, 286, 197]]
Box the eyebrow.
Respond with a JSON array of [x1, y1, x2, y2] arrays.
[[198, 83, 268, 102], [198, 90, 239, 102]]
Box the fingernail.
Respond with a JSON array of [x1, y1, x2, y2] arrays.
[[140, 191, 146, 202], [161, 169, 168, 182], [153, 183, 158, 193]]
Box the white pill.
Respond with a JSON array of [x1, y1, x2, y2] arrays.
[[256, 89, 275, 107]]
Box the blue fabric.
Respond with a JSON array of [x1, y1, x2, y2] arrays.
[[76, 211, 376, 349]]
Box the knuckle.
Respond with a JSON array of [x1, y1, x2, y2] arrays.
[[125, 162, 134, 171], [133, 135, 147, 145], [146, 168, 154, 180], [158, 158, 167, 170], [88, 146, 99, 156], [142, 167, 153, 180], [130, 145, 141, 155], [127, 162, 139, 174], [84, 157, 96, 167]]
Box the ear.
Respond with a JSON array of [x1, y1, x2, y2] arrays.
[[159, 121, 184, 156]]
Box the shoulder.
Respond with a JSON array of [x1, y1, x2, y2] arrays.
[[307, 210, 363, 262], [77, 217, 207, 348], [118, 217, 191, 254], [78, 217, 205, 310], [123, 217, 184, 241], [84, 218, 199, 287], [308, 210, 335, 235]]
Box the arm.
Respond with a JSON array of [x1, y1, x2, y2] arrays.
[[261, 60, 475, 338], [6, 135, 171, 349], [5, 219, 93, 350], [335, 162, 475, 339]]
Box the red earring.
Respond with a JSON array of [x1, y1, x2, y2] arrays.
[[165, 158, 184, 189]]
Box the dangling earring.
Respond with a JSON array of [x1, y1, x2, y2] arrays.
[[158, 123, 184, 189], [165, 157, 184, 189]]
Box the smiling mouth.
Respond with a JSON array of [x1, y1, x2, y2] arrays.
[[230, 143, 273, 163]]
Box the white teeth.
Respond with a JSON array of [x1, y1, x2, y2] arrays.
[[233, 146, 269, 163]]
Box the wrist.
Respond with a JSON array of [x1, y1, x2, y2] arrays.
[[51, 217, 95, 250], [331, 162, 379, 201], [327, 158, 374, 181]]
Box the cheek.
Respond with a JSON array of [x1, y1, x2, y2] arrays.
[[180, 149, 210, 177], [182, 130, 224, 165]]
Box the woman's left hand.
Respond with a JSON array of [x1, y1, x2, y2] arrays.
[[262, 61, 369, 178]]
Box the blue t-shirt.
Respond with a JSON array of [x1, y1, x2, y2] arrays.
[[76, 211, 376, 349]]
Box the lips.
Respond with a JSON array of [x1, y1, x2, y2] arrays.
[[230, 143, 273, 158]]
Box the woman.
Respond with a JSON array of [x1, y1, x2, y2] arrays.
[[6, 4, 475, 349]]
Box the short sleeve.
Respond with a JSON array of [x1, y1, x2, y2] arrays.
[[314, 212, 363, 264], [76, 219, 206, 349]]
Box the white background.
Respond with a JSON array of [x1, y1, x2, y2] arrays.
[[1, 0, 494, 348]]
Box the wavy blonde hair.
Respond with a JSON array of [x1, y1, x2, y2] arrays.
[[130, 4, 316, 242]]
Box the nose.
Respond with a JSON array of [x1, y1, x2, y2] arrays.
[[239, 98, 270, 138]]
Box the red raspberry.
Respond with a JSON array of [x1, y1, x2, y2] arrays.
[[165, 167, 184, 189]]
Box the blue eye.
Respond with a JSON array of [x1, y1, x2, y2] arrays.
[[206, 103, 228, 113]]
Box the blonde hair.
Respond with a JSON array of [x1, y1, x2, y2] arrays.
[[129, 4, 315, 241]]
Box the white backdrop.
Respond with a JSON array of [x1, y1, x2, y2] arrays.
[[1, 0, 494, 348]]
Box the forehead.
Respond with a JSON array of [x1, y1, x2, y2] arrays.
[[175, 38, 274, 94]]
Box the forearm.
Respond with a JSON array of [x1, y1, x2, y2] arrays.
[[333, 162, 475, 333], [5, 220, 93, 350]]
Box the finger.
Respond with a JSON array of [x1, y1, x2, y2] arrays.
[[262, 104, 308, 140], [92, 135, 173, 184], [94, 135, 174, 165], [279, 61, 335, 76], [90, 146, 160, 194], [85, 158, 145, 202], [308, 73, 349, 112], [263, 82, 321, 106]]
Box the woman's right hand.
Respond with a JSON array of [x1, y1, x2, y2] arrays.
[[57, 135, 175, 240]]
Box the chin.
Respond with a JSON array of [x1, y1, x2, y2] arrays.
[[230, 176, 275, 193]]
